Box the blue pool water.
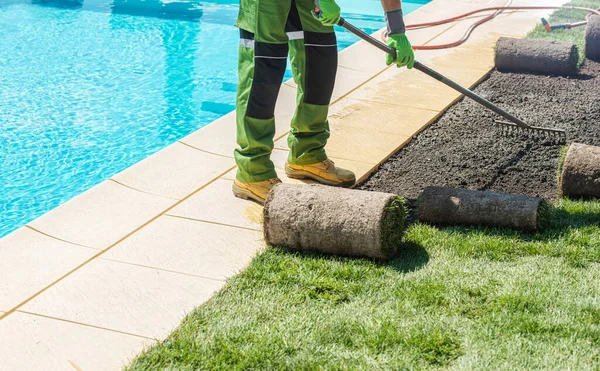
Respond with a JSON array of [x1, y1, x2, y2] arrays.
[[0, 0, 428, 238]]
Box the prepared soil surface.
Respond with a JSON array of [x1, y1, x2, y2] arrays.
[[358, 60, 600, 202]]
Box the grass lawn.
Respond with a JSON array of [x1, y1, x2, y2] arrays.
[[127, 3, 600, 370], [529, 0, 599, 63]]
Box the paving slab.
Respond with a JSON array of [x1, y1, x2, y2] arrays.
[[330, 99, 441, 137], [168, 178, 263, 230], [112, 141, 235, 200], [179, 113, 237, 158], [327, 125, 411, 165], [28, 180, 176, 249], [21, 258, 225, 339], [346, 67, 465, 111], [337, 35, 390, 73], [333, 66, 378, 102], [276, 124, 410, 164], [0, 228, 97, 313], [102, 215, 263, 280], [0, 312, 153, 371]]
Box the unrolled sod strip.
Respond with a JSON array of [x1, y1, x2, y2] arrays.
[[264, 184, 406, 260], [495, 37, 579, 76], [560, 143, 600, 199], [418, 186, 549, 232], [586, 16, 600, 61]]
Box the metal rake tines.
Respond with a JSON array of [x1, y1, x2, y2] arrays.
[[494, 120, 567, 145]]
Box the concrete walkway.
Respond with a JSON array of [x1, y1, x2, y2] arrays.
[[0, 0, 567, 369]]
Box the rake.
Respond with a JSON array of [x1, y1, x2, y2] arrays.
[[329, 16, 568, 145]]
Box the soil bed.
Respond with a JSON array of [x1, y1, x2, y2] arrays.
[[358, 60, 600, 201]]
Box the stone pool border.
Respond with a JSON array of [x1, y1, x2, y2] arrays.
[[0, 0, 568, 368]]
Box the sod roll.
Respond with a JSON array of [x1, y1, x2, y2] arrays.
[[418, 187, 548, 231], [586, 16, 600, 61], [560, 143, 600, 199], [263, 184, 406, 260], [495, 37, 578, 76]]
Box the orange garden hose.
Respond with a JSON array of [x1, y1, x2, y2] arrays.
[[382, 4, 600, 50]]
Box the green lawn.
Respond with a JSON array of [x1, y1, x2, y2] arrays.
[[127, 4, 600, 370], [529, 0, 599, 63]]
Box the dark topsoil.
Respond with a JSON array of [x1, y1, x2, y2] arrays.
[[358, 60, 600, 201]]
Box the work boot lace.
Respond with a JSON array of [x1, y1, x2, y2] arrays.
[[269, 178, 282, 185], [323, 159, 335, 170]]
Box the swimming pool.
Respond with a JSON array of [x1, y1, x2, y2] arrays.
[[0, 0, 428, 238]]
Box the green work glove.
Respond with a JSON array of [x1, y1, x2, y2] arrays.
[[314, 0, 341, 26], [386, 33, 415, 69]]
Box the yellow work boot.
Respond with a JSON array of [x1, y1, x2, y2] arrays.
[[285, 159, 355, 188], [232, 177, 282, 204]]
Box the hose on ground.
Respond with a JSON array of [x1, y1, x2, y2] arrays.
[[380, 3, 600, 50]]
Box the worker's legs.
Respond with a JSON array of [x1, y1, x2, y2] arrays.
[[234, 0, 291, 182], [286, 0, 338, 165], [284, 1, 354, 187]]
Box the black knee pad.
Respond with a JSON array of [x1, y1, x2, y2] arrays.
[[304, 31, 338, 106], [247, 39, 289, 119]]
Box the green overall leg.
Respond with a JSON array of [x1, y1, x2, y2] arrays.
[[287, 0, 337, 165], [234, 0, 290, 183], [234, 0, 338, 181]]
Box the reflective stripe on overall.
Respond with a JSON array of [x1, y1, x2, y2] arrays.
[[234, 0, 337, 182]]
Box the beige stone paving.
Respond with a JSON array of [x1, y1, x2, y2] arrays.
[[276, 125, 412, 164], [0, 312, 154, 371], [102, 215, 263, 280], [28, 180, 176, 249], [112, 142, 235, 200], [168, 178, 264, 230], [0, 228, 98, 313], [20, 258, 225, 339], [179, 113, 237, 157], [0, 0, 569, 368], [333, 99, 441, 138]]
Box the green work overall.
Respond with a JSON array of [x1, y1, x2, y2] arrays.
[[234, 0, 338, 182]]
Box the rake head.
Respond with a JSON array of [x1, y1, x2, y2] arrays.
[[494, 120, 567, 145]]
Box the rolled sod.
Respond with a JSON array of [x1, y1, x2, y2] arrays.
[[418, 186, 549, 231], [586, 16, 600, 62], [263, 184, 406, 260], [560, 143, 600, 199], [495, 37, 578, 76]]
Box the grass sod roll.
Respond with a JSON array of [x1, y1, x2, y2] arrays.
[[417, 187, 549, 232], [586, 16, 600, 61], [560, 143, 600, 199], [495, 37, 579, 76], [263, 184, 406, 260]]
